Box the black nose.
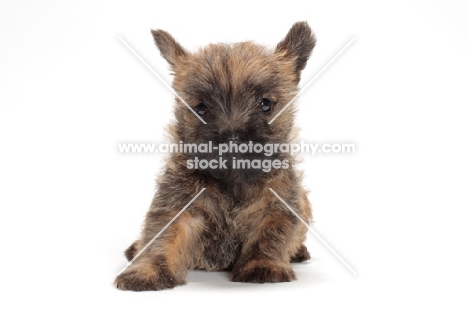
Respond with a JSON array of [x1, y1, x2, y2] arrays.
[[220, 130, 243, 143], [229, 135, 240, 142]]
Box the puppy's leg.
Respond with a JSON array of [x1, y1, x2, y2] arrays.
[[232, 210, 296, 283], [232, 185, 310, 283], [115, 211, 204, 291]]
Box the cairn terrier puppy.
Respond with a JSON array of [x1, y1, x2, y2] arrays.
[[115, 22, 316, 291]]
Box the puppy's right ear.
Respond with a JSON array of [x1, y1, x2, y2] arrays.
[[151, 29, 188, 67]]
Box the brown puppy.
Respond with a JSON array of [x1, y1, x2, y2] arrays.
[[115, 22, 316, 291]]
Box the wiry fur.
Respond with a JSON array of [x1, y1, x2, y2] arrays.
[[115, 22, 316, 291]]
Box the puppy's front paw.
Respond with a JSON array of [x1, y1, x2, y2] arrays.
[[115, 262, 184, 291], [232, 260, 295, 283]]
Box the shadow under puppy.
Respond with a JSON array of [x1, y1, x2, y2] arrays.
[[115, 22, 316, 291]]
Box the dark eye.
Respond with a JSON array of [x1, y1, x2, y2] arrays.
[[259, 98, 273, 112], [195, 103, 207, 115]]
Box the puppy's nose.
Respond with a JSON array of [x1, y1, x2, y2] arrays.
[[228, 135, 240, 142], [220, 130, 242, 143]]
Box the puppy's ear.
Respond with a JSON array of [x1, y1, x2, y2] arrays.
[[151, 29, 188, 67], [275, 22, 316, 75]]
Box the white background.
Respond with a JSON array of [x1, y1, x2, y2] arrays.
[[1, 0, 467, 310]]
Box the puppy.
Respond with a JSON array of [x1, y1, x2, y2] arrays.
[[115, 22, 315, 291]]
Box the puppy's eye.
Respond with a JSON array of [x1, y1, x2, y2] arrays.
[[259, 98, 273, 112], [195, 103, 207, 115]]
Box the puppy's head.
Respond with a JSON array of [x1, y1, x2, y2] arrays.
[[151, 22, 316, 181]]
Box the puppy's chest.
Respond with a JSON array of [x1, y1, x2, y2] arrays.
[[197, 195, 261, 268], [205, 199, 254, 237], [198, 207, 241, 269]]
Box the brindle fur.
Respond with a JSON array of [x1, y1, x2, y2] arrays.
[[115, 22, 316, 291]]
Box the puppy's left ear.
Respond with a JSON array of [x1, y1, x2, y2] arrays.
[[275, 22, 316, 77], [151, 29, 188, 67]]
